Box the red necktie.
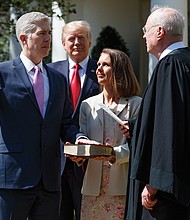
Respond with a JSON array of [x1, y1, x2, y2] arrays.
[[70, 63, 81, 111], [33, 66, 44, 115]]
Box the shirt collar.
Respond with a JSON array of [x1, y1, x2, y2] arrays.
[[69, 56, 89, 71], [159, 42, 185, 60], [20, 52, 43, 73]]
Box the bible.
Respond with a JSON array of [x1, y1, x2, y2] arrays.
[[64, 144, 113, 157]]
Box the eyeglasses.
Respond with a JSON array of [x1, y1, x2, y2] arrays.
[[142, 25, 160, 35]]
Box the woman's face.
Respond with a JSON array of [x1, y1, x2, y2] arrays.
[[96, 53, 112, 87]]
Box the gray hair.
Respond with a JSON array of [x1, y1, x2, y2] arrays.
[[62, 20, 91, 42], [150, 5, 185, 37], [16, 11, 51, 46]]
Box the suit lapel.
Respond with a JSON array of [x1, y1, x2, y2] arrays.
[[116, 97, 129, 117], [62, 61, 70, 84], [73, 58, 97, 116], [13, 58, 39, 110], [94, 94, 129, 125], [92, 94, 129, 144], [97, 95, 129, 120], [94, 92, 104, 126], [81, 58, 97, 94], [44, 63, 56, 116]]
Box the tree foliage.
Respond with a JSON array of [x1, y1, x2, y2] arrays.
[[0, 0, 76, 62], [91, 25, 130, 61]]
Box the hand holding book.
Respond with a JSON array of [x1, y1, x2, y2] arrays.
[[64, 144, 113, 158], [65, 134, 115, 162]]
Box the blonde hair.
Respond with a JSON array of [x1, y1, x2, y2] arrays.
[[62, 20, 91, 43]]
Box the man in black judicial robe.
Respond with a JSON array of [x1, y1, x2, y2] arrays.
[[126, 6, 190, 220]]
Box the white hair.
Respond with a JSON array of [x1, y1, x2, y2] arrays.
[[150, 5, 185, 37], [16, 12, 51, 46]]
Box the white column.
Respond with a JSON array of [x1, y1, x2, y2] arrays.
[[148, 0, 188, 80], [52, 1, 67, 62], [9, 3, 67, 62], [9, 7, 21, 59]]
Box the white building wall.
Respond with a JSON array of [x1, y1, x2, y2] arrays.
[[52, 2, 67, 62], [148, 0, 188, 80]]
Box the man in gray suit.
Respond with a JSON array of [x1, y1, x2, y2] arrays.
[[48, 20, 99, 220], [0, 12, 89, 220]]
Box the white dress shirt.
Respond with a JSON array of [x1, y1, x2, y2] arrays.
[[159, 41, 185, 60], [20, 52, 49, 117], [68, 56, 90, 88]]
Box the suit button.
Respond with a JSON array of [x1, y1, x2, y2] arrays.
[[42, 124, 46, 129]]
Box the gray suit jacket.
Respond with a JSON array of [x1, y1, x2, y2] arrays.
[[79, 92, 142, 195]]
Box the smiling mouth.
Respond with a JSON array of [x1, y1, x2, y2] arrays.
[[41, 45, 48, 47], [73, 47, 82, 51], [97, 73, 105, 77]]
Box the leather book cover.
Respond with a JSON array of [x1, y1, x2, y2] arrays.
[[64, 144, 113, 157]]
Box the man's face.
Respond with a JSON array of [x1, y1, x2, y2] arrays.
[[143, 15, 159, 56], [22, 20, 51, 64], [63, 27, 91, 63]]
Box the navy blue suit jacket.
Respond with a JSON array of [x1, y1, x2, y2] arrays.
[[48, 58, 99, 127], [0, 57, 79, 191], [48, 58, 99, 184]]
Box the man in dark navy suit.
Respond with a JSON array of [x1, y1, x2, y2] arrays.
[[0, 12, 89, 220], [48, 20, 99, 220]]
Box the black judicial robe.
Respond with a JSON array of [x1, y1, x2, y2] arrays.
[[126, 47, 190, 220]]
